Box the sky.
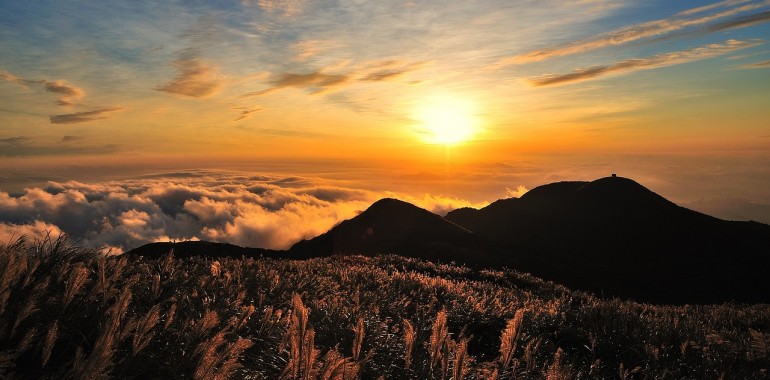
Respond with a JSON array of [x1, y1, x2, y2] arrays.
[[1, 0, 770, 251]]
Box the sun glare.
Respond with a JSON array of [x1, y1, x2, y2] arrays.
[[415, 97, 478, 145]]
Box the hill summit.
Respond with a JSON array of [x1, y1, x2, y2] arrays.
[[290, 198, 499, 263]]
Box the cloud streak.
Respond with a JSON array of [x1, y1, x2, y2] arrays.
[[242, 60, 423, 97], [0, 136, 30, 145], [678, 0, 754, 16], [1, 69, 124, 124], [705, 9, 770, 31], [156, 52, 223, 98], [529, 39, 760, 86], [242, 71, 350, 96], [358, 60, 424, 82], [44, 80, 85, 105], [50, 107, 125, 124], [738, 58, 770, 68], [157, 16, 226, 99], [495, 0, 770, 67], [1, 69, 86, 105], [245, 0, 304, 17], [232, 107, 261, 122], [0, 70, 41, 88]]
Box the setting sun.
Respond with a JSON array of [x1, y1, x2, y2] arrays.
[[415, 97, 479, 145]]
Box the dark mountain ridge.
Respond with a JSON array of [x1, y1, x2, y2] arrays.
[[128, 176, 770, 304], [445, 176, 770, 303], [127, 240, 284, 259]]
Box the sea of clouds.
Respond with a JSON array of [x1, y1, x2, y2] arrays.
[[0, 171, 485, 253]]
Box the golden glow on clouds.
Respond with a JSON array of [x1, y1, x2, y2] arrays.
[[414, 96, 480, 145]]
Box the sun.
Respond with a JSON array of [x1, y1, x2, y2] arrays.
[[415, 97, 478, 145]]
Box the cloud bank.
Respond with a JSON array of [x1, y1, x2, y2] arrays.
[[0, 172, 484, 253]]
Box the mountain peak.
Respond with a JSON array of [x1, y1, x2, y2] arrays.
[[519, 181, 587, 203], [290, 197, 488, 260], [366, 197, 421, 212], [576, 175, 673, 209]]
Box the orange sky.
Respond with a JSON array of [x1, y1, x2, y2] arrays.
[[1, 1, 770, 249]]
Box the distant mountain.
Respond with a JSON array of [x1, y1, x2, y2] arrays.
[[446, 176, 770, 303], [289, 198, 501, 264], [127, 240, 283, 259]]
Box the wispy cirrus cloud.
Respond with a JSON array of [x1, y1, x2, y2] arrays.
[[678, 0, 753, 16], [0, 136, 120, 156], [1, 69, 86, 106], [244, 0, 304, 17], [292, 40, 336, 61], [705, 9, 770, 31], [529, 39, 760, 86], [50, 107, 125, 124], [242, 71, 350, 97], [495, 0, 770, 67], [157, 16, 226, 99], [0, 136, 31, 145], [156, 49, 223, 98], [358, 60, 425, 82], [738, 58, 770, 68], [242, 59, 423, 97], [0, 70, 41, 88], [232, 106, 261, 122], [2, 68, 124, 123], [44, 80, 85, 106]]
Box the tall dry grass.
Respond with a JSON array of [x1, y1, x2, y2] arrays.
[[0, 237, 768, 379]]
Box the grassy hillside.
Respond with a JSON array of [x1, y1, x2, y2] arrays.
[[1, 237, 769, 379]]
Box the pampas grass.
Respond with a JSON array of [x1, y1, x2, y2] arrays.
[[0, 236, 768, 378]]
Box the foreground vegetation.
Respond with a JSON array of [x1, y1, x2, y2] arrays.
[[1, 237, 769, 379]]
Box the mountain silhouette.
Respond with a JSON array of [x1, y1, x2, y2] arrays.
[[446, 176, 770, 303], [127, 177, 770, 304], [289, 198, 500, 263], [127, 240, 283, 259]]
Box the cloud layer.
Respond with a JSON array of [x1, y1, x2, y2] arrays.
[[0, 172, 484, 253]]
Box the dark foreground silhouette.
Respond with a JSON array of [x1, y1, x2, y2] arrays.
[[129, 176, 770, 304]]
